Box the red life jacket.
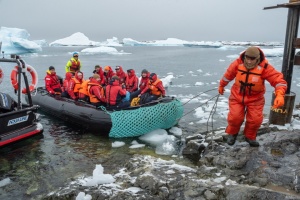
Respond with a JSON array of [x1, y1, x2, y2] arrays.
[[70, 59, 81, 73]]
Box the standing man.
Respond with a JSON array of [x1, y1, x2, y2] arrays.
[[218, 46, 287, 147], [65, 52, 81, 75]]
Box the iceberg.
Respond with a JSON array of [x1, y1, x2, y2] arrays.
[[81, 46, 130, 55], [98, 37, 122, 47], [123, 38, 189, 46], [49, 32, 100, 46], [0, 27, 42, 54]]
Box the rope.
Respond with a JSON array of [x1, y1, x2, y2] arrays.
[[181, 93, 220, 118], [182, 88, 217, 106], [206, 94, 220, 150]]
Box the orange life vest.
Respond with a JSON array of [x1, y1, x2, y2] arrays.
[[70, 59, 81, 73], [87, 83, 105, 103], [72, 78, 83, 93], [149, 78, 162, 96], [79, 79, 90, 96], [235, 63, 267, 95]]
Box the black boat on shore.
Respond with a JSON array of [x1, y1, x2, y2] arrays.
[[0, 51, 43, 147], [29, 87, 183, 138]]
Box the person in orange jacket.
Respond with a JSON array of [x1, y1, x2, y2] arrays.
[[125, 69, 138, 93], [88, 74, 106, 107], [78, 77, 92, 102], [139, 73, 165, 104], [45, 66, 62, 95], [68, 71, 84, 100], [218, 46, 287, 147], [61, 72, 73, 98]]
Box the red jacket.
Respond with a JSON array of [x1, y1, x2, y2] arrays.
[[63, 72, 73, 93], [102, 66, 115, 86], [126, 69, 138, 92], [93, 67, 104, 81], [68, 71, 84, 99], [105, 79, 127, 106], [45, 70, 61, 94], [115, 66, 127, 85], [139, 72, 150, 91], [88, 78, 106, 103]]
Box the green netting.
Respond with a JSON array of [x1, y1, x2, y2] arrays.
[[106, 99, 183, 138]]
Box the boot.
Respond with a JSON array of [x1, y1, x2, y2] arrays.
[[245, 138, 259, 147], [227, 134, 238, 145]]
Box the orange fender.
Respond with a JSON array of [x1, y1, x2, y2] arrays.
[[0, 67, 3, 84], [10, 65, 38, 94]]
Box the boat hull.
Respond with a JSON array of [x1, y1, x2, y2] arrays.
[[30, 87, 184, 137], [0, 106, 43, 147]]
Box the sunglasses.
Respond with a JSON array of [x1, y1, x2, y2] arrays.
[[245, 55, 257, 61], [74, 55, 78, 57], [115, 68, 120, 70]]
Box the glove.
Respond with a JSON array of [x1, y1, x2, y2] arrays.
[[272, 90, 285, 108], [218, 86, 225, 95]]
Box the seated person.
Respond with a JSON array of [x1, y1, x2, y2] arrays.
[[130, 69, 149, 100], [67, 71, 84, 100], [45, 66, 62, 95], [125, 69, 138, 93], [102, 66, 115, 86], [115, 66, 127, 85], [105, 75, 129, 109], [78, 77, 92, 102], [139, 73, 165, 104], [88, 74, 106, 107], [93, 65, 104, 80], [61, 72, 73, 98]]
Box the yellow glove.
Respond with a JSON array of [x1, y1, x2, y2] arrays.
[[218, 86, 225, 95], [273, 90, 285, 108]]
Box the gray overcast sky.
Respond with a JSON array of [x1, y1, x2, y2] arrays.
[[0, 0, 290, 42]]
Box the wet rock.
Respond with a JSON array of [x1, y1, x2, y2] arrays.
[[182, 139, 206, 162]]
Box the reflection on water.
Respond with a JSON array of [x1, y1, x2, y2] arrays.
[[0, 113, 193, 199]]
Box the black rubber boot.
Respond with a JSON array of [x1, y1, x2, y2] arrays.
[[245, 138, 259, 147], [227, 134, 238, 146]]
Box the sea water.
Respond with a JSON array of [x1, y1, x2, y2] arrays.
[[0, 46, 299, 199]]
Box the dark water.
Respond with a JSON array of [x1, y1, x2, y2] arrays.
[[0, 46, 299, 199]]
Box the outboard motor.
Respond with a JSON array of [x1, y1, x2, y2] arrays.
[[0, 92, 16, 112]]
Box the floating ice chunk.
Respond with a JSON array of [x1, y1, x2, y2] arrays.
[[139, 129, 169, 146], [169, 127, 182, 136], [83, 164, 115, 186], [76, 192, 92, 200], [155, 135, 177, 155], [195, 82, 204, 86], [0, 178, 11, 187], [161, 74, 174, 88], [112, 141, 125, 148], [124, 187, 143, 194], [129, 140, 145, 148]]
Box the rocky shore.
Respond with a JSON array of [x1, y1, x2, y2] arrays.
[[44, 120, 300, 200]]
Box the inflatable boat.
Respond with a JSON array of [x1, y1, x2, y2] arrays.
[[29, 87, 183, 138], [0, 54, 43, 147]]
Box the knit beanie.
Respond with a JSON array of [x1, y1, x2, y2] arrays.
[[73, 52, 79, 56], [141, 69, 148, 74], [245, 47, 260, 58], [49, 66, 55, 70]]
